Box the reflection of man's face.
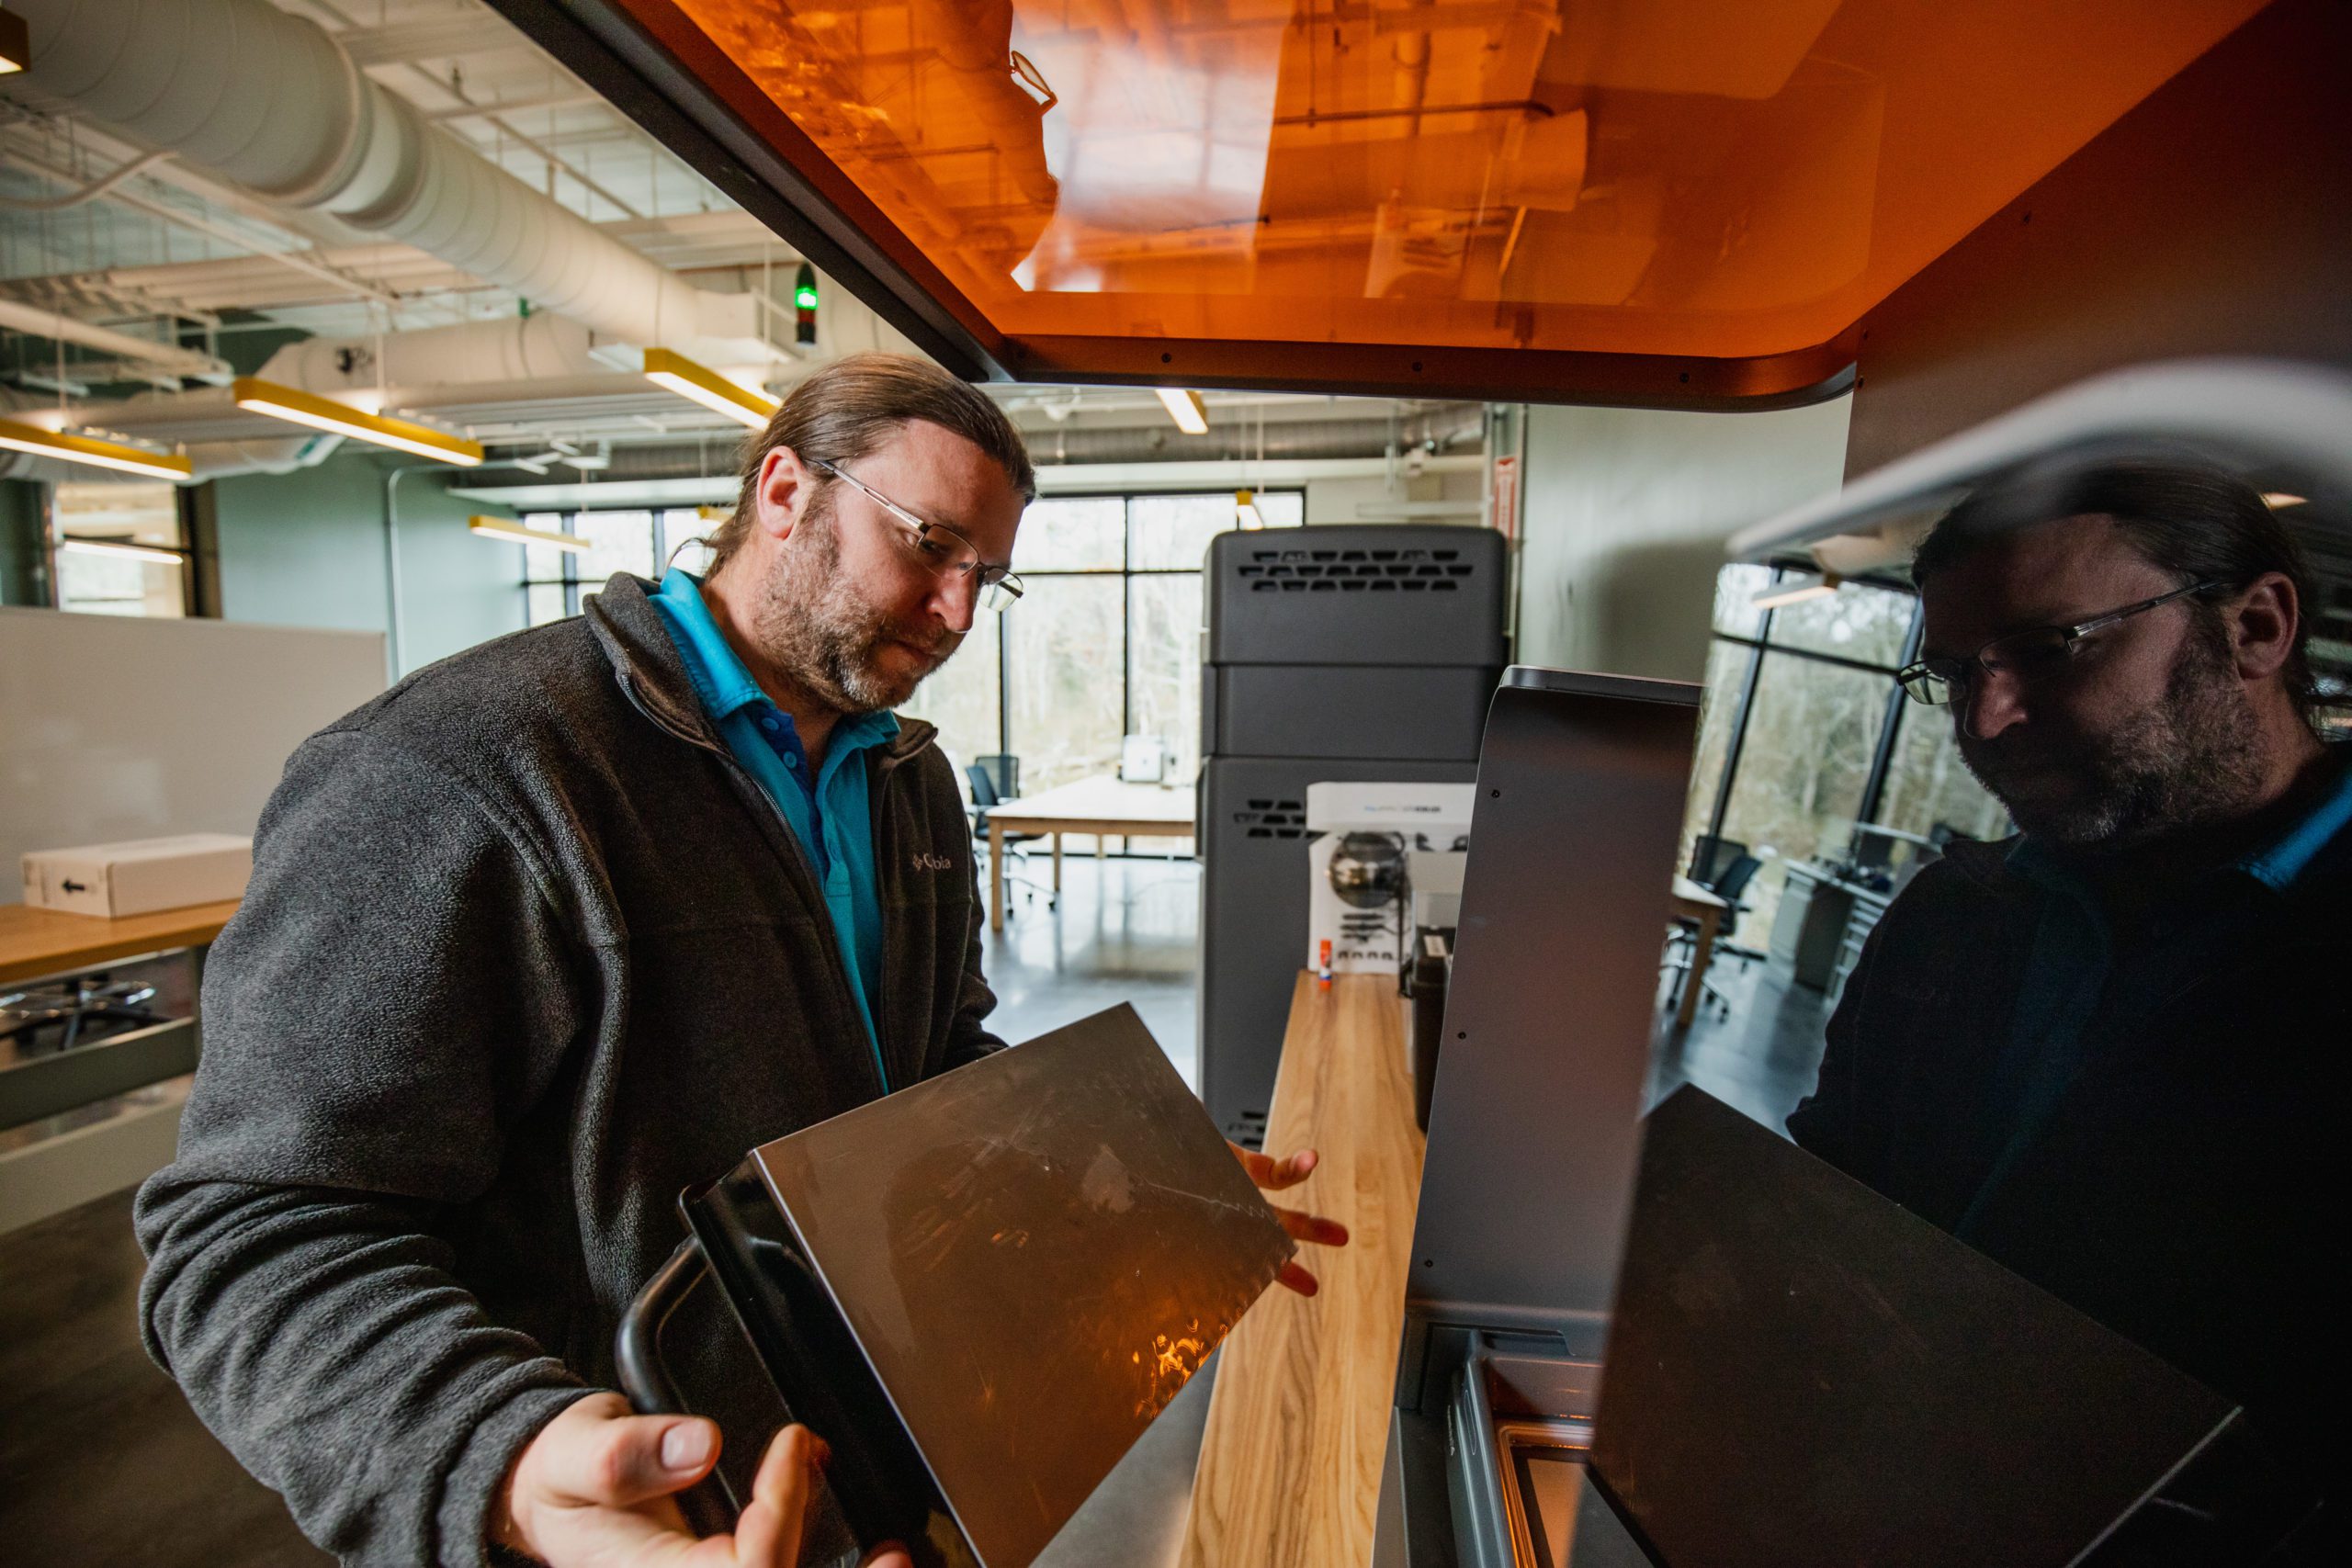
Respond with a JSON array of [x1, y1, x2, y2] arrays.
[[1919, 515, 2263, 849], [750, 420, 1024, 715]]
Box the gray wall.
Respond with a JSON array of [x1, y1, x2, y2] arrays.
[[212, 449, 523, 678], [1515, 396, 1851, 682]]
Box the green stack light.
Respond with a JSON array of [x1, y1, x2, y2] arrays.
[[794, 262, 819, 345]]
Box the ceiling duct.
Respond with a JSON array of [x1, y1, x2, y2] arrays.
[[1015, 406, 1486, 468], [1, 0, 763, 358]]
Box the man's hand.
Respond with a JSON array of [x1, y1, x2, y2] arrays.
[[494, 1392, 910, 1567], [1231, 1142, 1351, 1296]]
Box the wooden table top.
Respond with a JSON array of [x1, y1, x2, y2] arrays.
[[0, 899, 240, 987], [1180, 973, 1425, 1568], [992, 774, 1196, 830], [1671, 874, 1729, 910]]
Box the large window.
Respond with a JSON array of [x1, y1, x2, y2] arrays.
[[1682, 566, 2007, 940], [51, 481, 194, 617], [521, 508, 717, 625], [903, 490, 1301, 799]]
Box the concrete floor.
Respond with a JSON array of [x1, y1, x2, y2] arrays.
[[0, 858, 1833, 1568], [978, 853, 1203, 1088]]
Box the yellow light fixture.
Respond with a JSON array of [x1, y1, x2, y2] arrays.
[[469, 516, 590, 552], [0, 419, 193, 480], [1753, 571, 1843, 610], [232, 378, 483, 466], [58, 536, 187, 566], [1155, 387, 1209, 435], [1235, 489, 1266, 530], [643, 348, 779, 429], [2261, 491, 2308, 509], [0, 8, 28, 75]]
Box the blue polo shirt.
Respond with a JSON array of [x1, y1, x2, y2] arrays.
[[649, 569, 898, 1088], [1961, 746, 2352, 1234]]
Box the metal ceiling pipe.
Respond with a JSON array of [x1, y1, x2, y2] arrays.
[[1014, 409, 1487, 468], [0, 299, 227, 379], [2, 0, 737, 350]]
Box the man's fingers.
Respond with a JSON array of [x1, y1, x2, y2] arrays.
[[860, 1545, 916, 1568], [1230, 1141, 1319, 1190], [730, 1424, 823, 1567], [1276, 1260, 1321, 1296], [1272, 1204, 1350, 1248], [534, 1394, 723, 1509]]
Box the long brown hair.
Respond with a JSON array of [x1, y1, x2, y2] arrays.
[[704, 352, 1035, 575]]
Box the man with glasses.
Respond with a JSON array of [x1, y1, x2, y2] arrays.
[[135, 354, 1340, 1568], [1790, 462, 2346, 1544]]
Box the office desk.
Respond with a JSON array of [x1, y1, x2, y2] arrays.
[[0, 899, 240, 987], [1180, 973, 1423, 1568], [986, 775, 1195, 931], [1668, 875, 1730, 1031]]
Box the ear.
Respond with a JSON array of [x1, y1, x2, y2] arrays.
[[753, 446, 820, 545], [2223, 570, 2300, 682]]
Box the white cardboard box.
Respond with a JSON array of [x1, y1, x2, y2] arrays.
[[1305, 783, 1476, 976], [21, 833, 252, 919]]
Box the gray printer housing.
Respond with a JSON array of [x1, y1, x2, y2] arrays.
[[1195, 524, 1508, 1145]]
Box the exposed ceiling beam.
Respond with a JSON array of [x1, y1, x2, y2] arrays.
[[334, 13, 525, 67], [0, 148, 399, 306]]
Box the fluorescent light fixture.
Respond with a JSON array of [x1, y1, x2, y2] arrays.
[[1753, 571, 1842, 610], [1235, 488, 1266, 530], [0, 419, 193, 480], [643, 348, 780, 430], [0, 8, 28, 74], [1155, 387, 1209, 435], [469, 516, 591, 552], [2261, 491, 2308, 509], [232, 378, 483, 466], [58, 536, 187, 566]]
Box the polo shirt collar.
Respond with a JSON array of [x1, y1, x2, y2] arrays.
[[653, 568, 903, 752]]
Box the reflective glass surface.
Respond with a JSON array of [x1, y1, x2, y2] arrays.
[[645, 0, 2258, 360]]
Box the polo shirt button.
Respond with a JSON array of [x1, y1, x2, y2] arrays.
[[759, 716, 781, 733], [783, 752, 799, 769]]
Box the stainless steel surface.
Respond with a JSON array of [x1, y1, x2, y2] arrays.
[[1408, 671, 1701, 1330], [749, 1005, 1293, 1568]]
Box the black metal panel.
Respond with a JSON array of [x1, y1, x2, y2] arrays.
[[695, 1005, 1291, 1568], [1591, 1086, 2240, 1568], [1206, 525, 1510, 668], [1197, 753, 1478, 1145], [1205, 664, 1498, 762]]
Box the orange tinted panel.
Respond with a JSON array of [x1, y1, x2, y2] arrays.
[[649, 0, 2264, 362]]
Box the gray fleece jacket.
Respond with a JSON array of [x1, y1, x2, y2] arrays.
[[133, 573, 1002, 1565]]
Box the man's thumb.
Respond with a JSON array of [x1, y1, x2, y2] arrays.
[[552, 1407, 721, 1507]]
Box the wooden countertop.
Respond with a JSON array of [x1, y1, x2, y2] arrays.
[[0, 899, 240, 987], [1180, 973, 1426, 1568]]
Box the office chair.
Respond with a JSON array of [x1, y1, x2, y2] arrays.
[[1689, 833, 1749, 886], [966, 759, 1057, 914], [1663, 852, 1761, 1021]]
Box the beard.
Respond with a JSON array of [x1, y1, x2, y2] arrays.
[[1958, 624, 2267, 850], [746, 497, 962, 715]]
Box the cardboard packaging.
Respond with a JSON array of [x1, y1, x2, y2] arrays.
[[1304, 782, 1475, 976], [21, 833, 252, 919]]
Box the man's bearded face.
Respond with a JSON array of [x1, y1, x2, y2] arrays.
[[748, 490, 963, 715], [1955, 604, 2266, 850]]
